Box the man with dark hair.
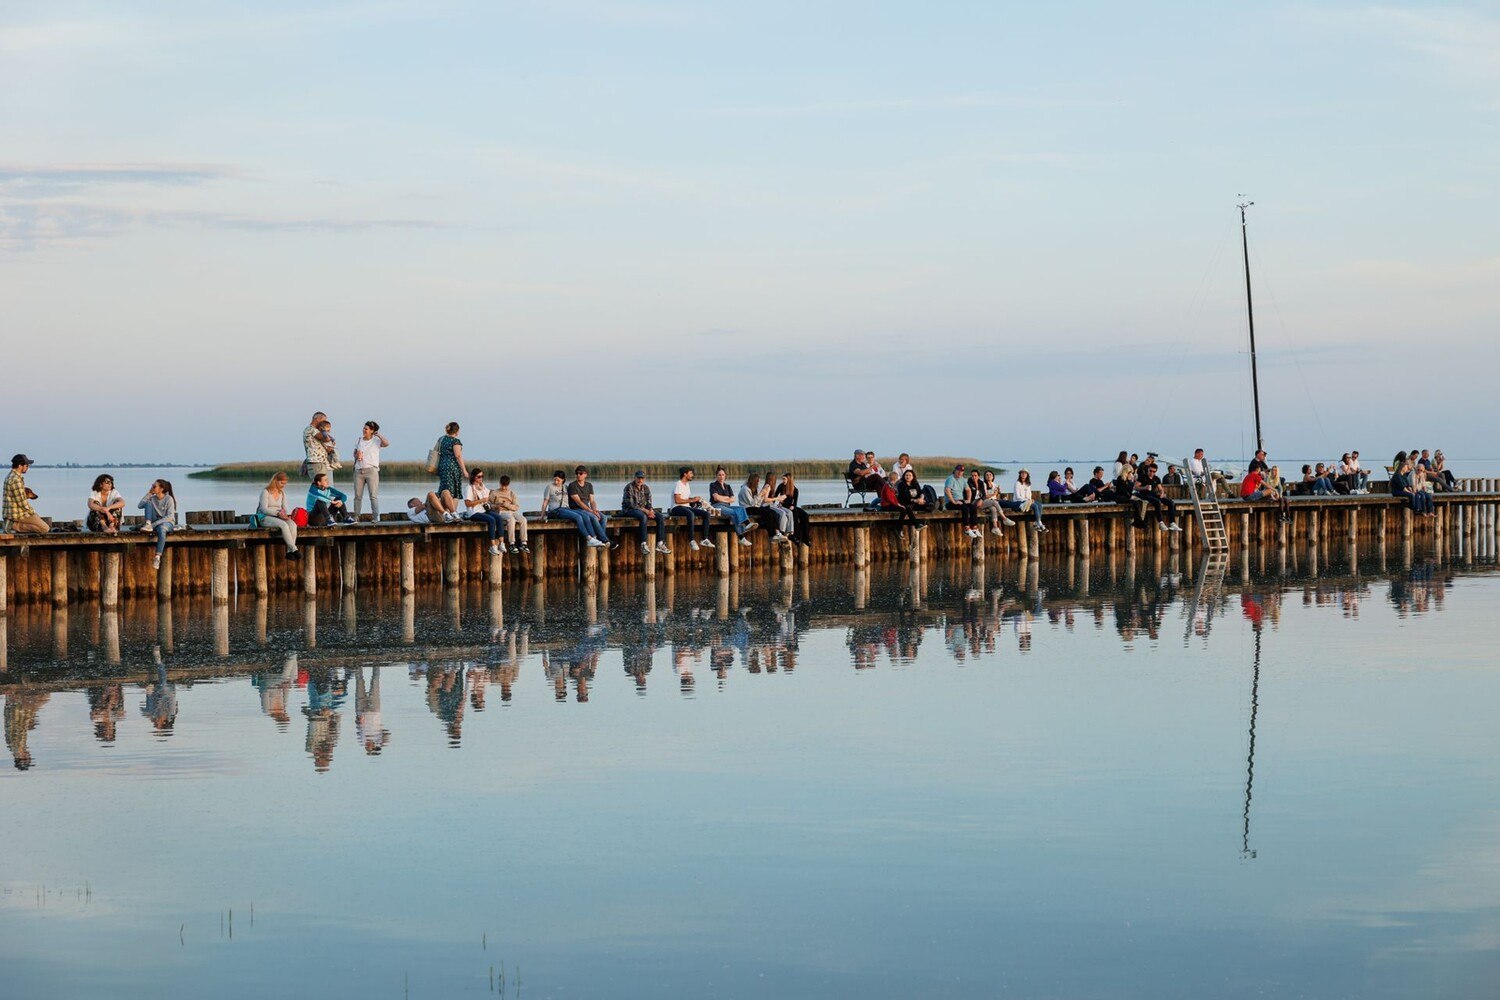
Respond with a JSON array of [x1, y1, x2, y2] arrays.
[[709, 466, 755, 547], [671, 466, 714, 552], [622, 470, 671, 556], [1067, 466, 1110, 503], [566, 465, 616, 549]]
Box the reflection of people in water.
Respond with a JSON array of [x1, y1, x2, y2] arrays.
[[87, 684, 125, 743], [622, 637, 655, 693], [425, 665, 465, 744], [142, 656, 178, 735], [672, 646, 697, 691], [5, 691, 50, 770], [355, 667, 391, 755], [251, 656, 301, 730], [303, 666, 347, 771]]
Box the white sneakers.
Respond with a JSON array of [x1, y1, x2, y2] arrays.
[[489, 543, 502, 555], [771, 532, 788, 544], [701, 538, 716, 549], [656, 542, 671, 554], [738, 536, 753, 547], [641, 542, 651, 554], [990, 526, 1003, 536], [586, 537, 607, 547], [690, 540, 700, 552]]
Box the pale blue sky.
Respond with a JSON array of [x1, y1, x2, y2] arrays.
[[2, 1, 1496, 464]]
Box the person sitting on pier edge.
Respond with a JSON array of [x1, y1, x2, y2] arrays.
[[562, 466, 613, 549], [622, 469, 671, 555], [951, 469, 980, 537], [1239, 465, 1290, 522], [307, 472, 354, 526], [892, 468, 928, 537], [4, 455, 48, 534], [488, 475, 529, 554], [1134, 460, 1181, 531], [1161, 464, 1184, 487], [351, 420, 387, 519], [87, 474, 125, 533], [404, 494, 447, 525], [301, 411, 336, 481], [1062, 467, 1078, 494], [770, 472, 812, 547], [942, 463, 967, 511], [980, 470, 1017, 534], [1002, 469, 1047, 531], [1046, 470, 1068, 500], [1067, 466, 1110, 503], [1431, 450, 1458, 492], [257, 471, 301, 560], [462, 469, 510, 556], [1341, 451, 1370, 494], [138, 479, 177, 569], [670, 467, 715, 552], [1389, 458, 1435, 517], [1112, 451, 1130, 478], [710, 467, 756, 547], [740, 472, 792, 543], [890, 453, 915, 484], [433, 422, 467, 522], [1247, 449, 1269, 476], [1112, 465, 1149, 528]]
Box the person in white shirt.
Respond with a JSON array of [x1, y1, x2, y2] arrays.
[[890, 453, 915, 484], [1188, 448, 1230, 498], [669, 466, 715, 551], [351, 420, 388, 518], [865, 450, 886, 481], [1000, 469, 1047, 530], [462, 468, 509, 556], [86, 474, 125, 533], [405, 494, 446, 525]]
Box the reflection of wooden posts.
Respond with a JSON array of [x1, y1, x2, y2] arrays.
[[341, 542, 357, 592], [101, 551, 121, 609], [211, 548, 230, 605], [253, 545, 269, 598], [302, 546, 317, 597], [399, 540, 415, 594]]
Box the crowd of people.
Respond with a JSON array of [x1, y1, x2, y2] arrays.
[[0, 412, 1473, 562]]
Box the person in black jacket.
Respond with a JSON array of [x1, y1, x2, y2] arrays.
[[892, 469, 929, 539]]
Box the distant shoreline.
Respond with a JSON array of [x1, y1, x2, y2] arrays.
[[187, 457, 992, 482]]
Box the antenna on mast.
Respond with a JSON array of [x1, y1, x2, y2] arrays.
[[1237, 198, 1264, 454]]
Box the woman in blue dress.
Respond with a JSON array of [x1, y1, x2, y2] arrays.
[[435, 421, 468, 522]]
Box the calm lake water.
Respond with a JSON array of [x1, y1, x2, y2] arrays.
[[3, 553, 1499, 999]]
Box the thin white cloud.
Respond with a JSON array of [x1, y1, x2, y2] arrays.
[[709, 93, 1118, 118], [0, 162, 239, 198], [1300, 6, 1500, 104]]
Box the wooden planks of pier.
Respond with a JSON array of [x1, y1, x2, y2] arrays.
[[2, 486, 1498, 607]]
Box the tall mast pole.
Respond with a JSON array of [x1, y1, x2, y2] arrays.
[[1238, 199, 1264, 453]]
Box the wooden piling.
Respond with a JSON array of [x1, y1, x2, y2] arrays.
[[399, 540, 415, 594], [443, 538, 460, 587], [341, 543, 357, 592], [157, 549, 173, 602], [530, 535, 547, 581], [302, 546, 317, 598], [716, 537, 730, 577], [211, 548, 230, 605], [488, 549, 504, 590], [101, 551, 121, 609], [51, 552, 68, 606], [253, 546, 269, 597]]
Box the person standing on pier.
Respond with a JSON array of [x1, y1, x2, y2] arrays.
[[3, 455, 48, 534], [671, 467, 715, 552], [622, 469, 671, 555], [433, 422, 467, 522], [351, 420, 388, 519], [301, 411, 336, 481]]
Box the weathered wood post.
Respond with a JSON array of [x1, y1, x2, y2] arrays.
[[156, 549, 174, 602], [642, 544, 657, 579], [853, 526, 869, 569], [1402, 506, 1413, 541], [970, 531, 985, 564], [341, 542, 357, 592], [780, 540, 795, 574], [1306, 508, 1319, 545], [0, 553, 7, 614], [1017, 520, 1030, 560], [715, 537, 730, 577], [444, 537, 460, 587], [1347, 508, 1359, 542], [51, 551, 68, 606], [1076, 515, 1089, 558], [101, 550, 121, 610], [253, 545, 269, 598], [530, 535, 547, 581], [580, 540, 598, 584], [302, 546, 317, 598], [488, 548, 504, 590], [400, 540, 415, 594], [1124, 518, 1136, 556], [211, 548, 230, 605]]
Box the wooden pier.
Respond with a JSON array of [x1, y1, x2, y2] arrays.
[[2, 487, 1498, 608]]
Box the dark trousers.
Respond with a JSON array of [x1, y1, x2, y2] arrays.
[[308, 499, 347, 526], [669, 504, 711, 539], [1134, 490, 1176, 520], [623, 507, 668, 543]]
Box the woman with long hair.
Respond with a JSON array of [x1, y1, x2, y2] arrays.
[[257, 471, 301, 560], [462, 468, 509, 556], [87, 474, 125, 533], [771, 472, 811, 547], [138, 479, 177, 569]]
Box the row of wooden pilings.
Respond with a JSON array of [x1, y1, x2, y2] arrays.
[[2, 492, 1497, 608]]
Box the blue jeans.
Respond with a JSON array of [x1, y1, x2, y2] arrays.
[[550, 507, 608, 542], [467, 511, 505, 540], [147, 521, 172, 556], [1395, 489, 1433, 514], [999, 497, 1044, 526], [713, 502, 750, 537], [623, 508, 668, 544], [1313, 477, 1337, 496], [669, 504, 711, 540]]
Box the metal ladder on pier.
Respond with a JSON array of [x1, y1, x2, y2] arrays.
[[1183, 455, 1230, 554]]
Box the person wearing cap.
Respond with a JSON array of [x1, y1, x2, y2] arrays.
[[4, 455, 48, 534], [621, 470, 671, 555], [847, 450, 882, 492], [942, 463, 967, 511], [709, 466, 756, 547]]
